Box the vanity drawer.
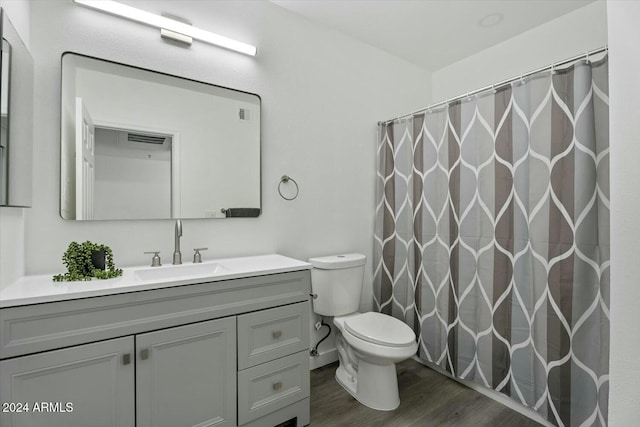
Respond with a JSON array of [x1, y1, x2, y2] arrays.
[[237, 302, 309, 369], [237, 350, 310, 425]]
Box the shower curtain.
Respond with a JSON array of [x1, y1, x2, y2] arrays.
[[373, 56, 609, 427]]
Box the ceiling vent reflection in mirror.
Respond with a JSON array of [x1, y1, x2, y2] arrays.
[[239, 108, 250, 121], [73, 0, 257, 56], [127, 133, 167, 145]]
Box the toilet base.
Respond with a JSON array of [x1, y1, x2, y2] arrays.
[[335, 360, 400, 411], [335, 364, 357, 397]]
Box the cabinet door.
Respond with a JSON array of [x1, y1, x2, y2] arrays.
[[136, 317, 237, 427], [0, 336, 135, 427]]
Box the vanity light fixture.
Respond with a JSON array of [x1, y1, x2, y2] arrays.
[[73, 0, 257, 56]]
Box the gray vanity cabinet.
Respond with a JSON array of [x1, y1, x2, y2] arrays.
[[0, 319, 237, 427], [0, 270, 311, 427]]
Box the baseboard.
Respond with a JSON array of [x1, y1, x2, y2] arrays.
[[412, 356, 553, 427], [309, 347, 338, 370]]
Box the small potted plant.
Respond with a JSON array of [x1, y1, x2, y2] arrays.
[[53, 241, 123, 282]]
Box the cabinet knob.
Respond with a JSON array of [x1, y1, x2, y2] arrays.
[[122, 353, 131, 365], [272, 330, 282, 339], [140, 349, 149, 360], [272, 381, 283, 391]]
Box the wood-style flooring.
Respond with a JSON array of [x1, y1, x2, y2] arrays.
[[309, 359, 542, 427]]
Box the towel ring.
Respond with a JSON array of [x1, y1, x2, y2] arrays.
[[278, 175, 299, 201]]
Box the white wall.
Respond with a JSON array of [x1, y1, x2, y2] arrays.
[[607, 1, 640, 424], [0, 0, 29, 290], [432, 1, 608, 102], [26, 0, 430, 269], [24, 0, 430, 356]]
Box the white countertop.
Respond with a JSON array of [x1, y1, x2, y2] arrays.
[[0, 254, 312, 308]]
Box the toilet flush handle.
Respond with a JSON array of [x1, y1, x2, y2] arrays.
[[309, 293, 318, 299]]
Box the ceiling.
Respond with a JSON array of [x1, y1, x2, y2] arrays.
[[271, 0, 597, 71]]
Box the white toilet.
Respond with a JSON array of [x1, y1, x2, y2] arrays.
[[309, 253, 418, 411]]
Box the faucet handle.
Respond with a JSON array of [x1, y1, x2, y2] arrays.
[[193, 248, 208, 263], [144, 251, 162, 267]]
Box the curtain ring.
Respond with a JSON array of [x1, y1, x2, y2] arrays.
[[278, 175, 299, 201]]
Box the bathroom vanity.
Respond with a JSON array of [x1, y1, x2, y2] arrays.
[[0, 254, 311, 427]]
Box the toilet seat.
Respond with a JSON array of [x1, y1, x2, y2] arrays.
[[344, 312, 415, 347]]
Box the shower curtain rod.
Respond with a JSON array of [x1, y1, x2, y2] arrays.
[[379, 45, 608, 125]]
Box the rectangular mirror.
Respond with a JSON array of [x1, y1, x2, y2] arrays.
[[60, 53, 261, 220], [0, 8, 34, 208]]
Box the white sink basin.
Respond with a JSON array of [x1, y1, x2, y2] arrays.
[[134, 262, 229, 282]]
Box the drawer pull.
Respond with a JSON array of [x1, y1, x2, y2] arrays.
[[122, 353, 131, 365], [272, 330, 282, 339], [272, 381, 283, 391], [140, 349, 149, 360]]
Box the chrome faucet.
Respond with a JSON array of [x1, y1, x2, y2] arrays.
[[173, 219, 182, 265]]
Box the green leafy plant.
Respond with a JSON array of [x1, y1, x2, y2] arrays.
[[53, 241, 123, 282]]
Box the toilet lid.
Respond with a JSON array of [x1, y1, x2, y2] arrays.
[[344, 312, 415, 347]]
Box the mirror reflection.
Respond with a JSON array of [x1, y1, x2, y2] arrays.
[[0, 39, 10, 205], [60, 53, 261, 220], [0, 8, 34, 208]]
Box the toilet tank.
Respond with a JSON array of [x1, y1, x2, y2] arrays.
[[309, 253, 366, 316]]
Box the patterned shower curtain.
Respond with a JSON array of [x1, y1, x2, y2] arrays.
[[373, 56, 609, 427]]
